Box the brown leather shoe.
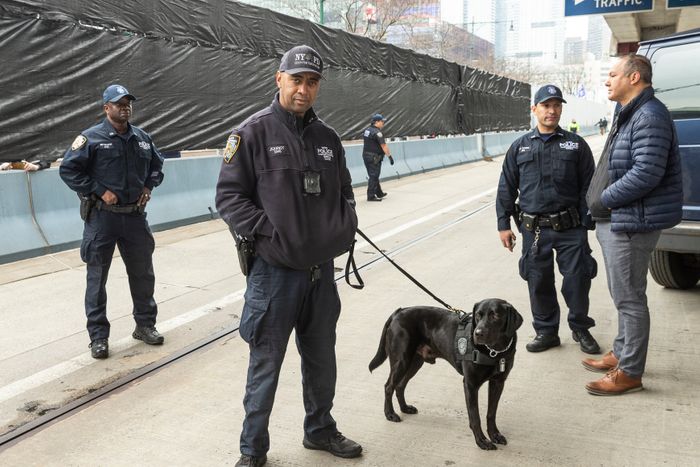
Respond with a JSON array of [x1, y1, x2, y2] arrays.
[[586, 368, 643, 396], [582, 350, 618, 372]]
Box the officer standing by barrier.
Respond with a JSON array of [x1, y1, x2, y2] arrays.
[[496, 84, 600, 355], [362, 113, 394, 202], [215, 45, 361, 467], [59, 84, 165, 360]]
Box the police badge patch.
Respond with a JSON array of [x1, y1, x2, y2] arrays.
[[223, 134, 241, 163], [457, 337, 468, 355], [71, 135, 87, 151]]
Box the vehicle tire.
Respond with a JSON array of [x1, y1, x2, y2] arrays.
[[649, 250, 700, 289]]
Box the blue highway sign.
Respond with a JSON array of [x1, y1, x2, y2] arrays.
[[565, 0, 654, 17], [667, 0, 700, 9]]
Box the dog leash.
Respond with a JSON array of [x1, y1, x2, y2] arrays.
[[347, 228, 464, 314]]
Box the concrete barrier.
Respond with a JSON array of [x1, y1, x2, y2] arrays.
[[483, 131, 527, 157], [1, 131, 525, 264], [145, 156, 221, 230], [30, 169, 83, 252], [0, 171, 50, 262]]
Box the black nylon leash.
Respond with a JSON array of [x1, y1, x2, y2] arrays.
[[345, 227, 463, 313]]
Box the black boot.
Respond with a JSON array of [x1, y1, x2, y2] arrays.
[[132, 325, 165, 345], [303, 431, 363, 458], [525, 333, 560, 352], [89, 338, 109, 359], [572, 329, 601, 354]]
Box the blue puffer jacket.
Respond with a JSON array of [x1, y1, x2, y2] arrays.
[[601, 87, 683, 232]]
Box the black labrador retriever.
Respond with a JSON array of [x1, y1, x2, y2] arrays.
[[369, 298, 523, 450]]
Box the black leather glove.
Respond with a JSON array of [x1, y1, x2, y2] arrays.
[[388, 155, 394, 165]]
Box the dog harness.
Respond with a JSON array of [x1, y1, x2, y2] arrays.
[[454, 313, 511, 375]]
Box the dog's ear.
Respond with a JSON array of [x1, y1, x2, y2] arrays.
[[504, 302, 523, 337], [472, 300, 481, 326]]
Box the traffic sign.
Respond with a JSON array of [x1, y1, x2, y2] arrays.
[[565, 0, 654, 17], [667, 0, 700, 8]]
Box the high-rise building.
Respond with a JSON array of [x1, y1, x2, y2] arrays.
[[564, 37, 585, 65], [494, 0, 565, 65], [587, 15, 613, 60], [462, 1, 496, 43]]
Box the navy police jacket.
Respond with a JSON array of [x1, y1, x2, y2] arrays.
[[60, 119, 164, 204], [215, 94, 358, 271], [362, 125, 385, 156], [496, 127, 594, 231], [601, 87, 683, 232]]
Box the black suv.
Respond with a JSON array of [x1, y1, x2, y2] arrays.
[[638, 29, 700, 289]]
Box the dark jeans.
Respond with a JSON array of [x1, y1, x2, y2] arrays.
[[363, 153, 383, 198], [80, 209, 157, 341], [519, 226, 597, 334], [239, 257, 341, 457]]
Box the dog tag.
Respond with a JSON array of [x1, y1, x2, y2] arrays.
[[499, 358, 506, 373]]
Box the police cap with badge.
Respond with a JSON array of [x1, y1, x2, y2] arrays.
[[103, 84, 136, 104], [533, 84, 567, 105], [278, 45, 324, 78]]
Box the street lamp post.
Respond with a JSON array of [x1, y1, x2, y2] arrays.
[[320, 0, 325, 25]]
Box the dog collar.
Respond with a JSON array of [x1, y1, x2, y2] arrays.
[[484, 338, 514, 358]]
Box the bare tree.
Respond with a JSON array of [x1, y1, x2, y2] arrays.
[[302, 0, 415, 41], [279, 0, 323, 23], [553, 65, 585, 94]]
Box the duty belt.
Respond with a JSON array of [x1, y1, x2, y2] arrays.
[[95, 200, 143, 214], [521, 207, 580, 232]]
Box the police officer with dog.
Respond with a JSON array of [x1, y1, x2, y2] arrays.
[[362, 113, 394, 202], [215, 45, 361, 467], [60, 84, 165, 360], [496, 84, 600, 355]]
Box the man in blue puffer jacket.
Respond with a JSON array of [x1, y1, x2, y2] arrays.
[[584, 54, 683, 396]]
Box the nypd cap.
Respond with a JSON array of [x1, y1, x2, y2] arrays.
[[533, 84, 567, 105], [279, 45, 323, 77], [103, 84, 136, 104], [371, 113, 385, 123]]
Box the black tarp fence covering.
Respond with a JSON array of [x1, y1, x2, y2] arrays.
[[0, 0, 530, 163]]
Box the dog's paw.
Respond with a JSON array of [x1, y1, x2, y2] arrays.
[[476, 437, 497, 450], [385, 412, 402, 422], [489, 431, 507, 445], [400, 405, 418, 414]]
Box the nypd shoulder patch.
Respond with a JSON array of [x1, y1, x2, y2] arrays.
[[71, 135, 87, 151], [223, 134, 241, 163]]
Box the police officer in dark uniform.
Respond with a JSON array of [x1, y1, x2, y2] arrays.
[[496, 84, 600, 355], [362, 113, 394, 201], [215, 45, 362, 467], [60, 84, 165, 360]]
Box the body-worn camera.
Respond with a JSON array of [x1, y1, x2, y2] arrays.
[[302, 170, 322, 195]]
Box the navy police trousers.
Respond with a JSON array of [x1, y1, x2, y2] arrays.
[[362, 154, 384, 199], [239, 257, 341, 457], [80, 209, 157, 341], [519, 226, 597, 335]]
